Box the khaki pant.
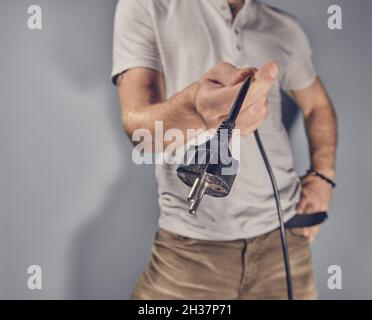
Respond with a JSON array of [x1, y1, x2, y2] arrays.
[[132, 227, 317, 300]]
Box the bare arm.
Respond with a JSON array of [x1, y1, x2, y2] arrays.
[[116, 67, 206, 151], [290, 77, 338, 179], [289, 77, 337, 241]]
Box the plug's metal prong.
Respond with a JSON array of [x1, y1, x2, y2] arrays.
[[187, 177, 200, 203], [189, 180, 209, 215], [190, 174, 206, 207]]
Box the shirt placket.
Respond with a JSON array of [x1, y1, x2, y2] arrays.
[[218, 2, 246, 66], [232, 21, 244, 65]]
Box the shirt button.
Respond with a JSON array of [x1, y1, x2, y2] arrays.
[[236, 44, 242, 51], [234, 28, 239, 35]]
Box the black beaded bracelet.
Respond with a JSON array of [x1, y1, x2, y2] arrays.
[[306, 169, 336, 188]]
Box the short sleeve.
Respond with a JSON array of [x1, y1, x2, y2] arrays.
[[280, 21, 317, 91], [111, 0, 162, 85]]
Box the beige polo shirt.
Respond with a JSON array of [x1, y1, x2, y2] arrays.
[[112, 0, 317, 240]]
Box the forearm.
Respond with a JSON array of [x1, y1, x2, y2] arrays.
[[304, 104, 338, 179], [122, 83, 207, 151]]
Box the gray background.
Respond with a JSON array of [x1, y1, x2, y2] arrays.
[[0, 0, 371, 299]]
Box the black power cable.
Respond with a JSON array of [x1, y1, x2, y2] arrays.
[[253, 129, 293, 300], [229, 76, 294, 300]]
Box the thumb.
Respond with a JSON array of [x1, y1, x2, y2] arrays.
[[256, 61, 279, 80], [228, 67, 256, 86], [252, 62, 279, 93]]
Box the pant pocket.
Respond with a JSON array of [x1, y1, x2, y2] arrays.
[[287, 229, 310, 245]]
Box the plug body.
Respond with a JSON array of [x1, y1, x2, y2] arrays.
[[177, 124, 239, 214]]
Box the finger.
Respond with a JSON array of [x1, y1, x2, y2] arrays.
[[302, 227, 311, 237], [235, 99, 269, 134], [210, 75, 264, 113], [204, 84, 244, 113], [303, 225, 320, 238], [302, 202, 315, 215], [296, 197, 308, 214], [310, 225, 321, 236], [255, 61, 279, 81], [290, 227, 305, 236], [229, 79, 267, 113], [228, 67, 256, 86], [206, 62, 247, 87], [250, 62, 278, 94], [240, 62, 278, 111]]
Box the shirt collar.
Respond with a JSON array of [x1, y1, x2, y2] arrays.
[[207, 0, 257, 26], [207, 0, 254, 11]]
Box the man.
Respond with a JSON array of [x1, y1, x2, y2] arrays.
[[112, 0, 337, 299]]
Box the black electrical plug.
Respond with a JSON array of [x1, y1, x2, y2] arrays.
[[177, 76, 253, 215]]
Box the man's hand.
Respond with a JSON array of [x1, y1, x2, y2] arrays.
[[294, 174, 334, 242], [195, 61, 278, 135], [117, 61, 279, 151]]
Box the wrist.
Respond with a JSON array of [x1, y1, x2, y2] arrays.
[[168, 82, 198, 115], [184, 82, 199, 111], [310, 165, 336, 180], [307, 167, 336, 188]]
